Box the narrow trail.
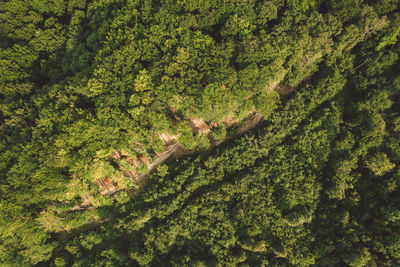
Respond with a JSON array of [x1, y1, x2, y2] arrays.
[[128, 112, 264, 187], [130, 143, 183, 184]]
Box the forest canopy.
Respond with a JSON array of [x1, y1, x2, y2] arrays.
[[0, 0, 399, 266]]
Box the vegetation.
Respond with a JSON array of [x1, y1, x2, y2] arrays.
[[0, 0, 399, 266]]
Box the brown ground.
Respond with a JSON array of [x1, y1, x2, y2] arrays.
[[189, 118, 211, 134], [276, 83, 295, 95], [93, 177, 118, 195], [158, 132, 178, 146], [235, 112, 264, 136], [222, 114, 239, 128]]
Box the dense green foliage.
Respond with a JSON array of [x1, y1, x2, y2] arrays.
[[0, 0, 399, 266]]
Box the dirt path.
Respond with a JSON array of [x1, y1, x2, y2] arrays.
[[231, 112, 263, 136], [128, 112, 264, 187], [130, 143, 183, 184]]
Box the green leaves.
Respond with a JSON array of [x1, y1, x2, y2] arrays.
[[376, 14, 400, 51], [1, 0, 400, 265], [133, 69, 153, 93], [365, 152, 396, 176], [254, 90, 280, 119], [200, 83, 232, 121]]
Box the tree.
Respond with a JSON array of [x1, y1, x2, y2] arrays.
[[365, 152, 395, 176]]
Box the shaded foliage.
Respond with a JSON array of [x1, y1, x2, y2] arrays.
[[0, 0, 399, 266]]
